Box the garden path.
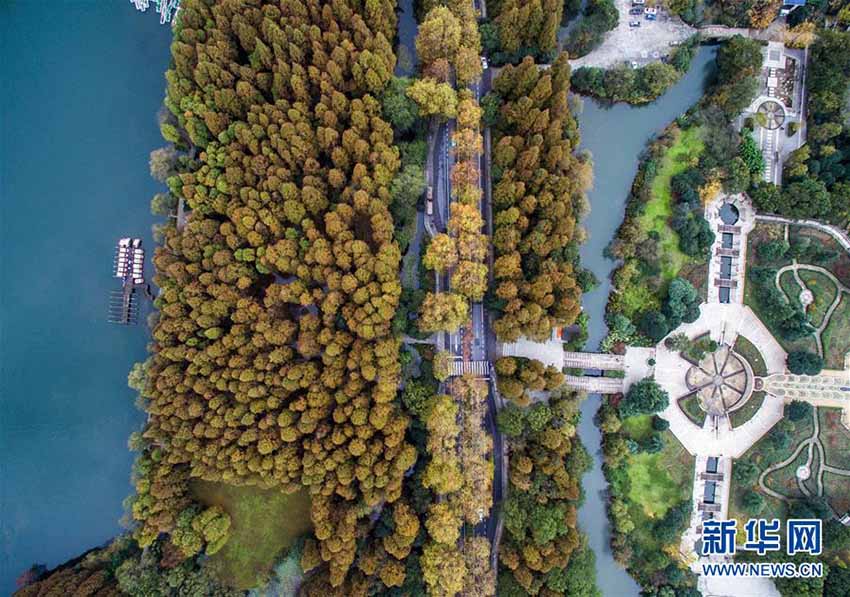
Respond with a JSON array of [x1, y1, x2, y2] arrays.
[[774, 262, 850, 357]]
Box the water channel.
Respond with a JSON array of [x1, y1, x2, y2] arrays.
[[574, 46, 718, 595], [0, 5, 171, 593]]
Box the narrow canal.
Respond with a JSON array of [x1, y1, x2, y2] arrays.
[[0, 5, 171, 593], [574, 47, 718, 596]]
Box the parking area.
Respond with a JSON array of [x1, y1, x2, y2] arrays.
[[568, 0, 696, 69]]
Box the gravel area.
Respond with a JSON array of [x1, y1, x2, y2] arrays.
[[568, 0, 696, 69]]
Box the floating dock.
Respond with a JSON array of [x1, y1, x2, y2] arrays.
[[109, 238, 152, 325]]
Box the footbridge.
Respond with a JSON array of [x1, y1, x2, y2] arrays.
[[563, 375, 625, 394], [563, 351, 625, 371]]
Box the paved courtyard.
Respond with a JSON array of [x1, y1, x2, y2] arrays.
[[738, 42, 807, 186], [564, 0, 695, 69]]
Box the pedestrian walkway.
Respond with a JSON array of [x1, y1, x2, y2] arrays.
[[704, 194, 755, 304], [450, 360, 489, 378], [563, 351, 625, 370], [563, 375, 624, 394]]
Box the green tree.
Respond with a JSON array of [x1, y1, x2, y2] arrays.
[[382, 77, 420, 134], [741, 489, 765, 515], [733, 460, 760, 485], [620, 378, 669, 417], [787, 351, 823, 375], [786, 399, 814, 421]]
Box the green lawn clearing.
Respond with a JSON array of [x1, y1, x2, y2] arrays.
[[640, 126, 704, 281], [621, 414, 654, 441], [190, 480, 313, 590], [822, 294, 850, 369], [627, 429, 694, 519]]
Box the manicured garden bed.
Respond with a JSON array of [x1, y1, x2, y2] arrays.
[[729, 391, 765, 428], [678, 393, 706, 427], [779, 270, 802, 310], [733, 335, 767, 377], [823, 472, 850, 514], [818, 407, 850, 470], [822, 295, 850, 369]]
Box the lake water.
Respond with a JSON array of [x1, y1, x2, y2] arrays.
[[0, 4, 171, 592], [574, 46, 718, 596]]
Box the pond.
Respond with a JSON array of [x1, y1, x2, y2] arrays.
[[574, 46, 718, 596], [0, 5, 171, 592]]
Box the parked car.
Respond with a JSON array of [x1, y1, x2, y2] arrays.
[[629, 7, 643, 15], [645, 13, 657, 20], [629, 20, 641, 27], [480, 56, 488, 69], [632, 0, 645, 5]]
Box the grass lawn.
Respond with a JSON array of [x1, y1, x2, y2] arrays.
[[779, 270, 802, 310], [822, 294, 850, 369], [763, 448, 807, 499], [824, 472, 850, 514], [621, 414, 654, 441], [730, 391, 765, 428], [818, 407, 850, 470], [640, 126, 703, 281], [626, 429, 694, 519], [791, 226, 850, 288], [733, 335, 767, 377], [678, 393, 706, 427], [798, 270, 837, 329], [190, 480, 313, 590]]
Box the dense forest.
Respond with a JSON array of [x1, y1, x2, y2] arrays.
[[480, 0, 565, 65], [483, 55, 592, 342], [126, 0, 420, 591]]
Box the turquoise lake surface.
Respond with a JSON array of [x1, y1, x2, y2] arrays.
[[0, 4, 171, 592]]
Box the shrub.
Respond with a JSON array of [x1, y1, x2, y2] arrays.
[[620, 378, 670, 417], [742, 490, 765, 515], [787, 400, 814, 422], [787, 351, 823, 375]]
